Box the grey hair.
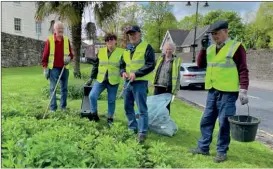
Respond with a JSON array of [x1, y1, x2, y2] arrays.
[[53, 21, 64, 30], [163, 42, 176, 54]]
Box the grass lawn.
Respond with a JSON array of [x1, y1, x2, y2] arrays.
[[2, 64, 273, 168]]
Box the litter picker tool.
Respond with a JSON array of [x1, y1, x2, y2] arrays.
[[43, 66, 65, 119]]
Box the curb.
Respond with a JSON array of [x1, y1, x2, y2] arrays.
[[177, 95, 273, 151]]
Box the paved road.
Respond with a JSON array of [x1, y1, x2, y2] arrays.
[[177, 86, 273, 134]]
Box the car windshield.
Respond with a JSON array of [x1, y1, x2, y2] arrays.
[[186, 66, 206, 72]]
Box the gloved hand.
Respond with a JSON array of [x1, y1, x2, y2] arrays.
[[64, 57, 71, 65], [85, 78, 93, 86], [201, 34, 209, 50], [43, 68, 49, 80], [239, 89, 249, 105]]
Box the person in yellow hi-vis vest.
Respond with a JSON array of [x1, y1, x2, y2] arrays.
[[153, 42, 181, 114], [42, 21, 73, 112], [189, 20, 249, 163], [120, 25, 156, 143], [85, 33, 124, 127]]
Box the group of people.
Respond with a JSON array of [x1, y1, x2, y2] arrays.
[[42, 20, 249, 163]]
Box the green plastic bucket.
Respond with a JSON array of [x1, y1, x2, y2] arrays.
[[228, 104, 260, 142]]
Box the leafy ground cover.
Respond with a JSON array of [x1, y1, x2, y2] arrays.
[[2, 64, 273, 168]]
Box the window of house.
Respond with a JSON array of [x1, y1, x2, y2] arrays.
[[14, 18, 21, 32], [36, 22, 41, 35]]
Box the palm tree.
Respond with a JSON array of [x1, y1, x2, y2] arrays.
[[35, 1, 119, 78]]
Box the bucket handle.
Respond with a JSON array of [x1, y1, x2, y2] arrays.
[[246, 104, 250, 122], [237, 103, 250, 122]]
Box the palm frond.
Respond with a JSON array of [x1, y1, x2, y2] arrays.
[[93, 2, 119, 27], [35, 2, 59, 21], [57, 2, 81, 26]]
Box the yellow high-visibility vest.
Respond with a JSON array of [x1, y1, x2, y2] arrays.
[[97, 47, 124, 85], [48, 35, 70, 69], [153, 56, 181, 94], [205, 40, 242, 92], [123, 41, 153, 81]]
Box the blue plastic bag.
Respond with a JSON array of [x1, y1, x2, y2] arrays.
[[135, 93, 178, 137]]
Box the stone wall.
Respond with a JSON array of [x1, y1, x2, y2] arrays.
[[247, 49, 273, 81], [180, 49, 273, 81], [1, 32, 45, 67]]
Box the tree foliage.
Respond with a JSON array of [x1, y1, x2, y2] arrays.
[[35, 1, 119, 78], [142, 2, 178, 52]]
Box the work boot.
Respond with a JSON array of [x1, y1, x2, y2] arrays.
[[92, 113, 100, 122], [87, 113, 94, 121], [138, 134, 147, 144], [107, 118, 114, 127], [214, 154, 227, 163], [189, 147, 210, 156]]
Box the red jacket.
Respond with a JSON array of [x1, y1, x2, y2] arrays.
[[197, 44, 249, 90], [42, 34, 73, 68]]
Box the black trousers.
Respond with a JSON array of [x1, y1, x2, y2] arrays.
[[154, 86, 172, 114]]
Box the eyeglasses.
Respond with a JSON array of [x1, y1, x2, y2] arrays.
[[105, 37, 115, 42]]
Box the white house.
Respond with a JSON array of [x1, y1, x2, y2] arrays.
[[1, 1, 71, 41]]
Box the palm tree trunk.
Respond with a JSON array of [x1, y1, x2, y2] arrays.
[[71, 2, 84, 78], [72, 23, 82, 78]]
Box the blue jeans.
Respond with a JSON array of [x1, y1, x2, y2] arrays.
[[89, 80, 119, 117], [198, 88, 238, 155], [49, 67, 69, 111], [124, 80, 148, 135]]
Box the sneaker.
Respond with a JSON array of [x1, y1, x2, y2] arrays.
[[138, 134, 147, 144], [107, 118, 114, 127], [214, 154, 227, 163], [189, 147, 210, 156]]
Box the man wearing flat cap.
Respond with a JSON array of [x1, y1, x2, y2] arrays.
[[189, 20, 249, 163], [120, 25, 156, 143]]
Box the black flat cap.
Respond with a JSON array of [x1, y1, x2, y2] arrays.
[[207, 20, 228, 33], [125, 25, 141, 34]]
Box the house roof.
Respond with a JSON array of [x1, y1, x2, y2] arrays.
[[168, 29, 190, 46], [181, 25, 211, 47]]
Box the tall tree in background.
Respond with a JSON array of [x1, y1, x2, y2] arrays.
[[201, 10, 245, 41], [35, 1, 119, 78], [143, 2, 178, 52], [98, 3, 144, 48], [178, 14, 203, 30], [255, 2, 273, 48]]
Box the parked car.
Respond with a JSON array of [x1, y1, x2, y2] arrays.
[[180, 63, 206, 89]]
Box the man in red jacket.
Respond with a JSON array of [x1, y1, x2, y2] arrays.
[[42, 21, 73, 112]]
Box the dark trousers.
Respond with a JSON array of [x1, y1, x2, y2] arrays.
[[198, 88, 238, 155], [154, 86, 172, 114]]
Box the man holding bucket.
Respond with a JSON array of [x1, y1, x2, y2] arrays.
[[189, 20, 249, 163]]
